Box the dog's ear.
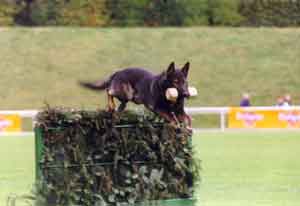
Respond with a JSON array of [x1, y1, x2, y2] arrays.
[[181, 62, 190, 78], [166, 62, 175, 77]]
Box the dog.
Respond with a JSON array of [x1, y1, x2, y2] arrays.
[[80, 62, 192, 128]]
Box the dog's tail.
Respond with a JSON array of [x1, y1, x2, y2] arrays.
[[79, 79, 109, 91]]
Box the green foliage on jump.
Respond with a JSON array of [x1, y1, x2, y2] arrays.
[[35, 107, 200, 205]]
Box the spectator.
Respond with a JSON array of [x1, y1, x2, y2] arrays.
[[276, 96, 290, 107], [276, 96, 285, 106], [284, 94, 292, 106], [240, 93, 251, 107]]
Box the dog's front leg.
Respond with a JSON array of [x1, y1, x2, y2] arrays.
[[156, 111, 184, 130], [156, 110, 176, 124], [177, 113, 192, 130]]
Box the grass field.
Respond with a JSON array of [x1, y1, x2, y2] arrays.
[[1, 27, 300, 110], [1, 131, 300, 206], [0, 136, 34, 206], [194, 131, 300, 206]]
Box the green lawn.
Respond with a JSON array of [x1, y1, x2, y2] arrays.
[[1, 131, 300, 206], [0, 136, 34, 206], [194, 131, 300, 206], [1, 27, 300, 110]]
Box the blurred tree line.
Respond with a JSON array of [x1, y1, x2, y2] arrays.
[[1, 0, 300, 27]]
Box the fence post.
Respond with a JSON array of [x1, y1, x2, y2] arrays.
[[220, 111, 226, 131]]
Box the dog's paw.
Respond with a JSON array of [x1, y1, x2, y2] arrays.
[[186, 126, 193, 134], [180, 126, 193, 136]]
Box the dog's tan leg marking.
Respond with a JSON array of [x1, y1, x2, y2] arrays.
[[107, 91, 116, 112]]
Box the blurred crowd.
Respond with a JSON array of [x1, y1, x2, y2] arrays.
[[239, 93, 296, 107]]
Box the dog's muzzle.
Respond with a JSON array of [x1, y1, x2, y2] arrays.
[[183, 91, 190, 98]]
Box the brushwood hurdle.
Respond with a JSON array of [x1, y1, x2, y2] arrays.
[[34, 108, 199, 205]]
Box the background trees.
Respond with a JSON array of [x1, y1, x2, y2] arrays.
[[1, 0, 300, 27]]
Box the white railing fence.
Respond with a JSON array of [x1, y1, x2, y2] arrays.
[[185, 107, 229, 131], [1, 106, 300, 136]]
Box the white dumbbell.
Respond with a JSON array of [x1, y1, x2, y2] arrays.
[[166, 86, 198, 102], [165, 88, 178, 102], [188, 86, 198, 97]]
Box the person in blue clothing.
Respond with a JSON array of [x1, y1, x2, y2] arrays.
[[240, 93, 251, 107]]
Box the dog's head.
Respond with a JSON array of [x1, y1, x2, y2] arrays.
[[161, 62, 190, 98]]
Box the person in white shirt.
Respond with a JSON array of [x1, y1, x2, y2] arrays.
[[283, 94, 292, 106]]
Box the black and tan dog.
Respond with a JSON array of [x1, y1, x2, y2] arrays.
[[80, 62, 192, 128]]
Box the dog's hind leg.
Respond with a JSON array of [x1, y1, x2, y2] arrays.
[[107, 91, 116, 112], [117, 101, 128, 112]]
